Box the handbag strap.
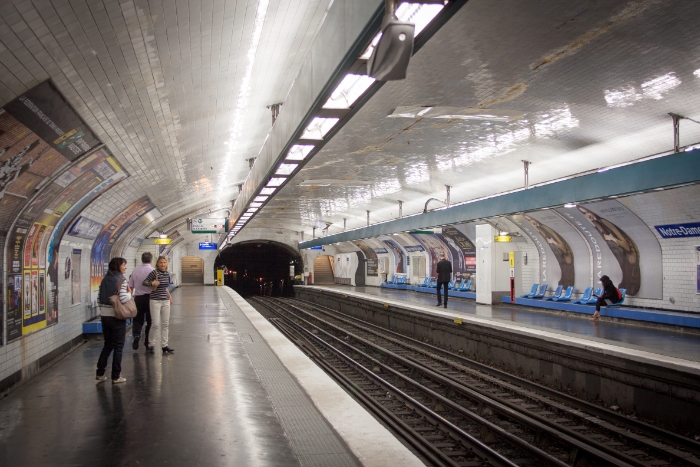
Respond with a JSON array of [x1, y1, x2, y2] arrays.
[[113, 277, 125, 296]]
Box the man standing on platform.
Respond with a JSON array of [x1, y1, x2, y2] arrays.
[[129, 252, 155, 352], [436, 253, 452, 309]]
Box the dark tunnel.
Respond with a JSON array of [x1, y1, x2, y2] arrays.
[[215, 242, 301, 297]]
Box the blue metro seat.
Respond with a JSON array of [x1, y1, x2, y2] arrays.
[[545, 285, 563, 301], [522, 283, 539, 298], [551, 286, 574, 302], [397, 275, 407, 284], [428, 277, 438, 288], [458, 279, 472, 291], [530, 284, 549, 299], [447, 279, 457, 289], [572, 287, 593, 304], [417, 277, 431, 287], [607, 288, 627, 307], [584, 288, 604, 305]]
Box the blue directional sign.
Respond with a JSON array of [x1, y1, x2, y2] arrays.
[[199, 242, 217, 250]]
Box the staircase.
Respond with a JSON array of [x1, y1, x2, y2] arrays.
[[313, 256, 335, 284]]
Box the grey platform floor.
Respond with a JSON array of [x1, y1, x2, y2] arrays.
[[315, 285, 700, 363], [0, 286, 358, 467]]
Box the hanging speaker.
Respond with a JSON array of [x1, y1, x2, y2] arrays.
[[367, 21, 415, 81]]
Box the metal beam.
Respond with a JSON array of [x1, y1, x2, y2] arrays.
[[299, 149, 700, 249]]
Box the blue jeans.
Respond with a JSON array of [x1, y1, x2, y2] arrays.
[[97, 316, 127, 380]]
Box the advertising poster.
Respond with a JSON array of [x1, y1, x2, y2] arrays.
[[71, 249, 82, 305], [510, 214, 562, 287], [441, 226, 477, 274], [574, 200, 662, 298], [381, 239, 406, 273], [353, 240, 378, 276], [411, 234, 451, 277], [0, 81, 100, 236], [67, 216, 104, 240], [696, 246, 700, 294], [526, 211, 590, 290], [90, 197, 157, 304], [6, 274, 22, 341], [5, 149, 126, 340]]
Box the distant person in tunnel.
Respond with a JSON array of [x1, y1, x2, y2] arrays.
[[143, 256, 175, 354], [590, 275, 622, 321], [129, 252, 154, 353], [96, 257, 132, 384], [436, 253, 452, 309]]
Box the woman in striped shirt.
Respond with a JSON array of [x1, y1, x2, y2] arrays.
[[142, 256, 175, 353]]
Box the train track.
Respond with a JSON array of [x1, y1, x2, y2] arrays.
[[250, 296, 700, 467]]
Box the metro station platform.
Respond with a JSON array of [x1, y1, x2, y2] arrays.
[[0, 286, 423, 467], [301, 285, 700, 364]]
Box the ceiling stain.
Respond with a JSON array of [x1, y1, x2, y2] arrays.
[[531, 0, 660, 72], [473, 0, 659, 109], [353, 118, 425, 154]]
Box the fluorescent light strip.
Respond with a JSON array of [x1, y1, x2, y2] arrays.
[[260, 187, 276, 195], [276, 163, 298, 175], [300, 117, 339, 140], [254, 196, 269, 202], [323, 74, 376, 109], [267, 177, 286, 187], [250, 202, 263, 207], [286, 145, 314, 161]]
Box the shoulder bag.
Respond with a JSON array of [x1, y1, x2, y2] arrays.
[[110, 277, 137, 320]]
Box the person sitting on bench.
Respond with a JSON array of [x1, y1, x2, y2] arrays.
[[591, 275, 621, 321]]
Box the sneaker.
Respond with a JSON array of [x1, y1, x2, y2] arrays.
[[162, 346, 175, 354], [112, 377, 126, 384], [132, 335, 140, 350], [96, 375, 107, 381]]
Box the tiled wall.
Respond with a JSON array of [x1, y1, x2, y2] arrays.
[[618, 186, 700, 312], [0, 235, 95, 388]]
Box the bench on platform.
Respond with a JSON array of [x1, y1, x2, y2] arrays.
[[502, 295, 700, 328]]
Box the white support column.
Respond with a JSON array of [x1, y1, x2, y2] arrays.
[[476, 224, 497, 304]]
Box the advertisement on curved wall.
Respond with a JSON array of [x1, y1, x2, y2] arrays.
[[558, 200, 662, 298], [441, 226, 477, 274], [5, 149, 126, 341], [522, 211, 591, 291], [381, 238, 406, 273], [510, 214, 562, 287], [352, 240, 378, 276], [411, 234, 454, 277], [90, 197, 159, 306]]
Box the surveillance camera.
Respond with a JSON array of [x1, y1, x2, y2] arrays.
[[367, 20, 415, 81]]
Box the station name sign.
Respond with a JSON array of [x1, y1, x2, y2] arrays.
[[191, 218, 229, 234], [199, 242, 217, 250], [404, 245, 425, 252], [654, 222, 700, 238]]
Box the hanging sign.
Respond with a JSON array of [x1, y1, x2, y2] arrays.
[[154, 238, 171, 245], [199, 242, 217, 250], [191, 218, 229, 234]]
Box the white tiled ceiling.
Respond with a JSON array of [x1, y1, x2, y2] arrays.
[[0, 0, 331, 239], [249, 0, 700, 238]]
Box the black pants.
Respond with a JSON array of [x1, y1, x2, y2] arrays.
[[436, 281, 449, 305], [595, 297, 614, 312], [97, 317, 127, 380], [132, 294, 151, 345]]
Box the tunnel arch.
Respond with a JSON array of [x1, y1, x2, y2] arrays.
[[215, 240, 302, 297]]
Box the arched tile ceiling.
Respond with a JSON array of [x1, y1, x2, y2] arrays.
[[0, 0, 332, 246], [248, 0, 700, 238]]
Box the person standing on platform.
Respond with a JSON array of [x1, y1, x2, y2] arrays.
[[96, 257, 132, 384], [129, 252, 155, 352], [143, 256, 175, 354], [590, 274, 621, 321], [436, 253, 452, 308]]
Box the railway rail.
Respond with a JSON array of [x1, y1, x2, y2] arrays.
[[249, 296, 700, 467]]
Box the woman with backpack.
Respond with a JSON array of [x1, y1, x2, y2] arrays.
[[590, 275, 621, 321]]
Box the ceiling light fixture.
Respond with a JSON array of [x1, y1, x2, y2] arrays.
[[323, 74, 376, 109], [267, 177, 286, 187], [300, 117, 339, 140], [260, 187, 276, 195], [275, 163, 298, 175], [286, 145, 314, 161], [564, 203, 577, 208], [250, 202, 263, 208], [254, 196, 268, 202]]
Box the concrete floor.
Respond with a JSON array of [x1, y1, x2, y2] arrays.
[[0, 287, 300, 467]]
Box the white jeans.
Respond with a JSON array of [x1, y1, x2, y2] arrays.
[[150, 300, 171, 348]]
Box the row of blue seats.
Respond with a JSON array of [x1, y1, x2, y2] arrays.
[[386, 275, 408, 285], [521, 284, 627, 306], [417, 277, 473, 291]]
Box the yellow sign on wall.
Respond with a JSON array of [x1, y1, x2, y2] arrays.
[[154, 238, 171, 245], [509, 251, 515, 268], [494, 235, 512, 242]]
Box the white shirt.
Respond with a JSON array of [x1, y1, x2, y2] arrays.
[[128, 263, 155, 296]]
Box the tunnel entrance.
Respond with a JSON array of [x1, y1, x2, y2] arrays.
[[215, 241, 301, 297]]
